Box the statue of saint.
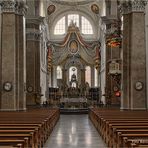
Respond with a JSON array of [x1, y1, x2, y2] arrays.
[[71, 73, 77, 82]]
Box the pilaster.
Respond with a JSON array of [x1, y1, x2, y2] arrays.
[[121, 0, 147, 110], [62, 68, 67, 87], [52, 66, 57, 88], [81, 69, 85, 88], [91, 66, 95, 87], [0, 0, 27, 111], [26, 16, 43, 105]]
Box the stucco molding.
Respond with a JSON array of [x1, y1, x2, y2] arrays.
[[26, 30, 42, 41], [0, 0, 27, 15], [26, 16, 45, 25], [120, 0, 147, 14]]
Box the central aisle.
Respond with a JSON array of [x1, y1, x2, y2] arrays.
[[44, 115, 107, 148]]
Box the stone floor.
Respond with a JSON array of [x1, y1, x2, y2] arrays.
[[44, 114, 107, 148]]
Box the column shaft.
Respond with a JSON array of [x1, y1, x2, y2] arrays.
[[121, 1, 147, 110], [0, 1, 27, 110]]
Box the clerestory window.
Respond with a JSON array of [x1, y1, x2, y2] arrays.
[[54, 14, 93, 35]]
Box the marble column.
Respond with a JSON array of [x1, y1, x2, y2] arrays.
[[121, 0, 147, 110], [91, 66, 95, 87], [0, 3, 2, 108], [52, 66, 57, 88], [95, 67, 100, 87], [0, 0, 27, 111], [26, 17, 43, 105], [47, 47, 52, 87], [62, 69, 66, 87], [48, 71, 52, 87], [77, 68, 81, 86], [51, 67, 54, 87], [81, 69, 85, 88], [146, 4, 148, 108]]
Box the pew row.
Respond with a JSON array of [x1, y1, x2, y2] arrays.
[[0, 108, 60, 148], [89, 108, 148, 148]]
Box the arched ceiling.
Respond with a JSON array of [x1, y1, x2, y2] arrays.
[[47, 0, 103, 40]]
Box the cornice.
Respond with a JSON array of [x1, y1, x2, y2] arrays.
[[26, 16, 45, 25]]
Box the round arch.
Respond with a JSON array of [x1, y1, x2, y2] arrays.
[[49, 9, 98, 39], [64, 57, 84, 70]]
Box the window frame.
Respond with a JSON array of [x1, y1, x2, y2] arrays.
[[57, 66, 62, 79], [53, 13, 94, 36], [54, 16, 66, 35]]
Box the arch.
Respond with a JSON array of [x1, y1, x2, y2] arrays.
[[54, 16, 66, 35], [54, 13, 93, 35], [57, 66, 62, 79], [50, 10, 97, 39], [94, 68, 98, 87], [64, 57, 84, 70], [69, 66, 77, 82], [85, 66, 91, 86], [81, 16, 93, 34], [68, 14, 79, 27]]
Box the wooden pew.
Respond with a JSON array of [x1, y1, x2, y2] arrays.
[[123, 137, 148, 148], [0, 108, 60, 148], [117, 133, 148, 148], [113, 129, 148, 147], [89, 108, 148, 148], [106, 123, 148, 146], [0, 138, 29, 148]]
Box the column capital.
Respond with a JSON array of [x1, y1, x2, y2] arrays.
[[0, 0, 27, 15], [120, 0, 147, 15]]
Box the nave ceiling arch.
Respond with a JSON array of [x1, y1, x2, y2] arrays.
[[47, 0, 103, 40]]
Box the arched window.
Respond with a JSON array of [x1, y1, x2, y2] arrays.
[[95, 68, 98, 87], [121, 16, 123, 31], [57, 66, 62, 79], [81, 16, 93, 34], [69, 66, 77, 82], [54, 16, 66, 35], [68, 14, 79, 27], [54, 14, 93, 35], [85, 66, 91, 86]]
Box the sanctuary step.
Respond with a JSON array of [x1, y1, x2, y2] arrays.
[[60, 108, 88, 114]]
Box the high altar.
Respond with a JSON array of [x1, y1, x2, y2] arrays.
[[48, 21, 101, 101]]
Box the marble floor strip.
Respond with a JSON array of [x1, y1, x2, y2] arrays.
[[44, 114, 107, 148]]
